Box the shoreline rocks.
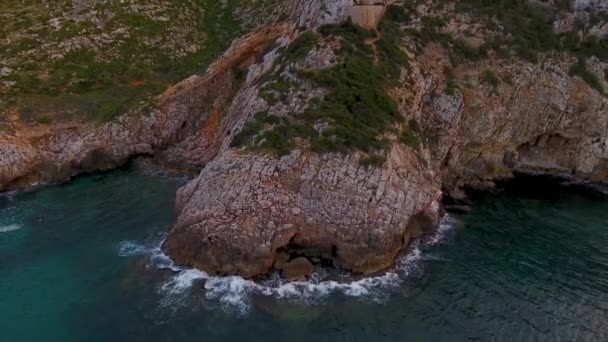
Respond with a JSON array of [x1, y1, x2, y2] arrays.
[[282, 257, 315, 281], [161, 147, 442, 278]]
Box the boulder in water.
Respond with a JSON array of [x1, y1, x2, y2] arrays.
[[282, 257, 314, 281]]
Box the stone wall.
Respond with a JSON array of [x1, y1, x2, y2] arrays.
[[347, 3, 386, 29]]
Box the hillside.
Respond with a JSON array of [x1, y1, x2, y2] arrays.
[[0, 0, 279, 124]]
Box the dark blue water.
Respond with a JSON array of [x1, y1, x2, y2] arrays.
[[1, 169, 607, 341]]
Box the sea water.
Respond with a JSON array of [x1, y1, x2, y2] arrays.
[[1, 168, 607, 341]]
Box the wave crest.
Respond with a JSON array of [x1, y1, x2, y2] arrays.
[[0, 224, 22, 233]]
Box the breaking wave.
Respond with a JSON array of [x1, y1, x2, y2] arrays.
[[0, 224, 22, 233], [118, 215, 458, 314]]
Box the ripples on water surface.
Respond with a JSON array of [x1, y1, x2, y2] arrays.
[[0, 169, 607, 341]]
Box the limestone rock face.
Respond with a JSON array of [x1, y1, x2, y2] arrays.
[[163, 147, 440, 277], [0, 81, 221, 189], [290, 0, 353, 28], [0, 138, 44, 189], [0, 25, 287, 190], [282, 257, 314, 280], [417, 53, 608, 192], [573, 0, 608, 10]]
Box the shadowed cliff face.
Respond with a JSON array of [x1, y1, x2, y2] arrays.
[[0, 24, 290, 189], [1, 0, 607, 278], [418, 48, 608, 195], [163, 148, 440, 277]]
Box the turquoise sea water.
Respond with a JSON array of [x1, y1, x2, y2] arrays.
[[1, 168, 607, 341]]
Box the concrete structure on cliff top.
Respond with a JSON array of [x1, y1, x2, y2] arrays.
[[347, 0, 388, 29]]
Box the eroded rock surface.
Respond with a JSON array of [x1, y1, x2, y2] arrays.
[[0, 25, 288, 189], [163, 147, 440, 277], [418, 52, 608, 193]]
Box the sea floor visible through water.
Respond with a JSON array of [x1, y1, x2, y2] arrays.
[[1, 167, 607, 341]]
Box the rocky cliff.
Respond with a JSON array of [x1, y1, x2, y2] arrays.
[[1, 0, 607, 279]]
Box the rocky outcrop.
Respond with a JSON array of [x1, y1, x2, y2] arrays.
[[573, 0, 608, 10], [0, 25, 288, 190], [282, 257, 315, 280], [417, 48, 608, 194], [163, 147, 440, 277]]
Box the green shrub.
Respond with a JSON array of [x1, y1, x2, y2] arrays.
[[230, 111, 270, 148], [570, 58, 605, 94], [360, 154, 386, 167], [378, 12, 410, 79], [282, 31, 319, 62], [236, 17, 409, 156], [444, 67, 459, 95], [482, 69, 500, 89], [456, 0, 608, 64], [259, 76, 293, 105], [36, 116, 52, 125], [232, 65, 246, 81], [384, 4, 414, 23], [400, 119, 422, 148]]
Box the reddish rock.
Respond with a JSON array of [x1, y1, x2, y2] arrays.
[[282, 257, 314, 281]]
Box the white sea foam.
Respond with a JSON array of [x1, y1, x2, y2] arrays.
[[162, 269, 208, 294], [118, 240, 156, 256], [122, 215, 458, 314], [0, 224, 22, 233]]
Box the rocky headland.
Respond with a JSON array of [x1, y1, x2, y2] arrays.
[[1, 0, 607, 279]]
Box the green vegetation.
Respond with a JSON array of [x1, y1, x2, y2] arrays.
[[235, 16, 412, 161], [444, 67, 459, 95], [457, 0, 563, 62], [230, 111, 316, 156], [360, 154, 386, 167], [257, 31, 319, 104], [1, 0, 279, 122], [377, 5, 412, 79], [394, 0, 606, 93], [456, 0, 606, 62], [406, 14, 484, 65], [280, 31, 319, 62], [399, 119, 422, 148], [300, 21, 406, 154], [481, 69, 500, 89], [570, 58, 605, 95], [259, 76, 294, 105]]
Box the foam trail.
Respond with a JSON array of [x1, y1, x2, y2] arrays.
[[118, 240, 156, 256], [117, 238, 184, 271], [162, 269, 208, 295], [426, 214, 457, 245], [157, 241, 425, 313], [0, 224, 22, 233]]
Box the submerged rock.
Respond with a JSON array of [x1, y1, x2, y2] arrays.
[[282, 257, 314, 280], [273, 252, 291, 271]]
